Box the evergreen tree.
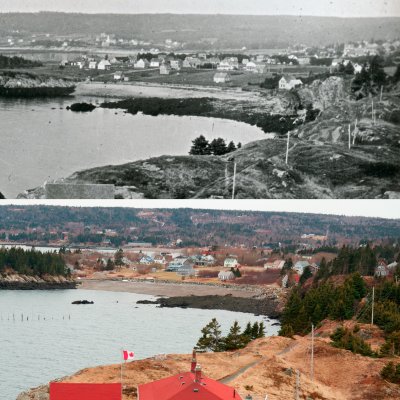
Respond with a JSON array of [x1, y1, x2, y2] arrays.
[[224, 321, 246, 350], [189, 135, 211, 155], [251, 322, 260, 339], [258, 321, 266, 338], [105, 258, 115, 271], [226, 141, 237, 153], [196, 318, 223, 352], [114, 248, 125, 267], [300, 266, 313, 285], [209, 138, 228, 155]]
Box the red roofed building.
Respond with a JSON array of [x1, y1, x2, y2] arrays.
[[137, 350, 242, 400]]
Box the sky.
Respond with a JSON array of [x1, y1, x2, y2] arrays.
[[0, 0, 400, 17], [1, 200, 400, 220]]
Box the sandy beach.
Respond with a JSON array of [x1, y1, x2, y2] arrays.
[[79, 279, 263, 298], [75, 81, 262, 101]]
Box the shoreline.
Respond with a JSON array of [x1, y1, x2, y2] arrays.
[[79, 278, 267, 298], [79, 279, 284, 318]]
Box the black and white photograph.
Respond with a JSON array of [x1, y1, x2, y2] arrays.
[[0, 0, 399, 199]]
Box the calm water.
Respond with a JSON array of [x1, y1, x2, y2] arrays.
[[0, 96, 264, 198], [0, 289, 279, 400]]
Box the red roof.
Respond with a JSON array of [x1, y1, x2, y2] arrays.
[[138, 371, 242, 400]]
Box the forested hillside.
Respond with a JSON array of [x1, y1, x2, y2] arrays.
[[1, 13, 399, 48], [0, 206, 399, 247]]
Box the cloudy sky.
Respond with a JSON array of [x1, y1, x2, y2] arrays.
[[0, 0, 399, 17], [2, 200, 400, 219]]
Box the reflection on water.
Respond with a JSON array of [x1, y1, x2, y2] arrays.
[[0, 96, 264, 197], [0, 289, 279, 399]]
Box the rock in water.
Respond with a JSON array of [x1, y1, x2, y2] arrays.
[[67, 103, 96, 112], [71, 300, 94, 305]]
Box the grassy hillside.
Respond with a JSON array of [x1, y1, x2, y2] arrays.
[[1, 13, 400, 48]]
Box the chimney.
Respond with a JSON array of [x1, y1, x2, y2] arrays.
[[195, 364, 202, 382], [190, 349, 197, 373]]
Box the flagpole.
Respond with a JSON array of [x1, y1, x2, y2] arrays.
[[121, 349, 123, 400]]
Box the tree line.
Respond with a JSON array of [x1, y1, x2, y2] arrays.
[[0, 54, 42, 69], [0, 247, 68, 276], [195, 318, 265, 352], [189, 135, 241, 156]]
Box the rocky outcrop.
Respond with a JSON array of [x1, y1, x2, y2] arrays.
[[0, 191, 4, 199], [0, 274, 77, 290], [298, 76, 347, 110], [0, 74, 75, 97]]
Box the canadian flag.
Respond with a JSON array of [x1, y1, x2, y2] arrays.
[[123, 350, 135, 361]]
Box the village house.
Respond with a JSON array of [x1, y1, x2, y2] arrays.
[[297, 57, 311, 65], [137, 350, 242, 400], [279, 75, 303, 90], [97, 59, 111, 70], [153, 255, 167, 265], [293, 261, 310, 275], [245, 61, 266, 74], [218, 270, 236, 281], [134, 58, 150, 69], [150, 58, 161, 68], [160, 64, 171, 75], [113, 71, 124, 81], [183, 56, 201, 69], [207, 57, 221, 68], [88, 61, 97, 69], [218, 57, 239, 71], [170, 59, 182, 70], [139, 255, 155, 265], [213, 72, 232, 84], [167, 257, 194, 272], [375, 261, 390, 277], [223, 257, 239, 268]]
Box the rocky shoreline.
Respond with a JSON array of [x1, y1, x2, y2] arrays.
[[138, 294, 282, 319], [0, 274, 77, 290]]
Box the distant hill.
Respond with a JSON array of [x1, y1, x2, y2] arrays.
[[0, 206, 399, 246], [1, 12, 400, 48]]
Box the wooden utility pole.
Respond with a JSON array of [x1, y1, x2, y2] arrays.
[[232, 162, 237, 200], [295, 370, 300, 400], [372, 100, 374, 125], [371, 286, 375, 326], [286, 132, 290, 164], [348, 124, 351, 149], [311, 324, 315, 383], [380, 86, 383, 103], [353, 118, 358, 145]]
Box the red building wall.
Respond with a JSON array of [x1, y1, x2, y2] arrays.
[[50, 382, 121, 400]]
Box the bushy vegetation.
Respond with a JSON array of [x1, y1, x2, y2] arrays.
[[330, 326, 375, 356], [279, 273, 367, 336], [195, 318, 265, 352], [0, 54, 42, 69], [381, 362, 400, 384], [0, 247, 68, 276]]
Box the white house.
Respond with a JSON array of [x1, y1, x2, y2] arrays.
[[375, 262, 389, 277], [140, 256, 155, 265], [293, 261, 310, 275], [160, 64, 171, 75], [279, 75, 303, 90], [218, 270, 236, 281], [218, 57, 239, 71], [170, 59, 182, 70], [88, 61, 97, 69], [150, 58, 161, 68], [224, 257, 239, 268], [113, 71, 124, 80], [134, 59, 150, 69], [214, 72, 232, 84], [98, 59, 111, 70]]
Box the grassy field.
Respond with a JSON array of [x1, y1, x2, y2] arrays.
[[1, 61, 329, 88]]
